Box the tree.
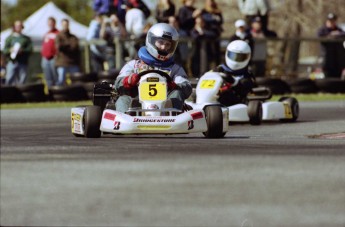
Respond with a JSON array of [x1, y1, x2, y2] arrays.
[[1, 0, 94, 31]]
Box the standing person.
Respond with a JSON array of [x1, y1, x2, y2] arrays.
[[230, 19, 254, 52], [93, 0, 116, 16], [177, 0, 200, 36], [198, 0, 223, 65], [55, 19, 80, 86], [317, 13, 345, 78], [87, 13, 105, 73], [237, 0, 270, 32], [124, 1, 147, 59], [249, 16, 276, 77], [3, 20, 33, 85], [168, 16, 189, 68], [114, 23, 192, 113], [156, 0, 176, 23], [190, 16, 217, 77], [100, 14, 126, 70], [41, 17, 59, 87]]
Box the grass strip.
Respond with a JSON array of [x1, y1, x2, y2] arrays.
[[1, 94, 344, 110]]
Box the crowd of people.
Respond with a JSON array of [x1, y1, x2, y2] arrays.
[[1, 0, 345, 88]]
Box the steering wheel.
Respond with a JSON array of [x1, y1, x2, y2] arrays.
[[137, 69, 173, 83]]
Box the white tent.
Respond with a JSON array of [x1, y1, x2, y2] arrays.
[[0, 1, 88, 50]]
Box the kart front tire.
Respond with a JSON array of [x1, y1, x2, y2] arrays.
[[84, 106, 102, 138], [247, 100, 263, 125], [279, 97, 299, 122], [203, 105, 226, 138]]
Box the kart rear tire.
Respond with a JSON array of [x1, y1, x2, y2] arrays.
[[247, 100, 262, 125], [279, 97, 299, 122], [84, 106, 102, 138], [203, 105, 226, 138]]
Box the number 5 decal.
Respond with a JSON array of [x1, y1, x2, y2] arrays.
[[149, 84, 157, 96]]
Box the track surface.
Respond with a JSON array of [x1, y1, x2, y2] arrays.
[[1, 101, 345, 227]]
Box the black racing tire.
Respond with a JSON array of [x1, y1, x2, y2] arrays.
[[0, 86, 24, 103], [314, 79, 345, 93], [84, 106, 102, 138], [255, 78, 291, 95], [247, 100, 263, 125], [203, 105, 226, 138], [286, 78, 319, 94], [279, 97, 299, 122], [17, 83, 47, 102]]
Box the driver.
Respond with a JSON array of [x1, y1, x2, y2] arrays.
[[114, 23, 192, 113], [211, 40, 256, 106]]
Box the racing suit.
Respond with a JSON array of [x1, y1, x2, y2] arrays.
[[114, 46, 192, 112], [212, 64, 256, 106]]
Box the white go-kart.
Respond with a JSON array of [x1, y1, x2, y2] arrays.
[[71, 70, 228, 138], [186, 71, 299, 125]]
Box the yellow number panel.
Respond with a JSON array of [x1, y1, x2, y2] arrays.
[[200, 80, 216, 89], [139, 82, 167, 101]]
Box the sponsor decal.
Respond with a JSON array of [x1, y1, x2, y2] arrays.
[[147, 77, 159, 82], [74, 123, 81, 133], [104, 112, 116, 121], [72, 113, 81, 121], [282, 103, 293, 119], [137, 125, 171, 130], [157, 55, 166, 61], [114, 121, 120, 130], [148, 104, 159, 109], [191, 112, 203, 120], [188, 120, 194, 130], [133, 118, 175, 123]]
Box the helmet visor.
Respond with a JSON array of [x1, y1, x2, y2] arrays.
[[148, 32, 178, 56], [227, 51, 250, 62]]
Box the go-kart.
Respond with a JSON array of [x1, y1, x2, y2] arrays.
[[71, 70, 228, 138], [186, 71, 299, 125]]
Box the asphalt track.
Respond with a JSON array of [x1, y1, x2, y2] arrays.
[[1, 100, 345, 227]]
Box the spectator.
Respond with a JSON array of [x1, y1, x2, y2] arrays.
[[190, 16, 217, 77], [93, 0, 116, 16], [87, 13, 105, 73], [177, 0, 200, 36], [125, 1, 146, 39], [0, 53, 6, 84], [41, 17, 59, 87], [55, 19, 81, 86], [156, 0, 176, 23], [124, 1, 147, 59], [199, 0, 223, 65], [317, 13, 345, 78], [114, 0, 126, 24], [100, 14, 126, 70], [3, 20, 33, 85], [249, 16, 277, 77], [168, 16, 189, 68], [237, 0, 270, 32], [230, 19, 254, 53]]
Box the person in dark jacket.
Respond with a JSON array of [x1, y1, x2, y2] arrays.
[[177, 0, 199, 36], [3, 20, 33, 85], [317, 13, 345, 78], [55, 19, 80, 86], [156, 0, 175, 23]]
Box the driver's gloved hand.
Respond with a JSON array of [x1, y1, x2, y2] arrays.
[[123, 73, 139, 89], [167, 81, 177, 90]]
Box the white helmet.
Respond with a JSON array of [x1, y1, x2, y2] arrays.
[[225, 40, 251, 70], [146, 23, 179, 61]]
